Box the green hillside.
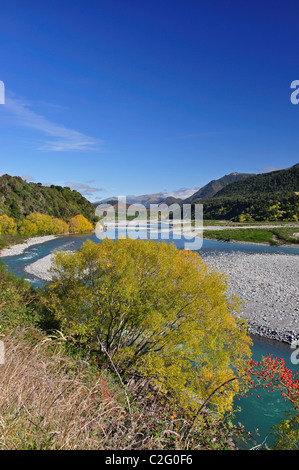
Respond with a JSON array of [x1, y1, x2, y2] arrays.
[[0, 174, 97, 223], [213, 164, 299, 198], [192, 164, 299, 221], [183, 172, 255, 203]]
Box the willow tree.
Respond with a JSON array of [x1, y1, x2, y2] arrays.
[[0, 214, 17, 234], [68, 214, 94, 233], [45, 238, 252, 415], [18, 213, 69, 235]]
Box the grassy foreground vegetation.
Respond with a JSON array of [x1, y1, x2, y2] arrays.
[[0, 240, 299, 450], [0, 233, 29, 251], [203, 227, 299, 245]]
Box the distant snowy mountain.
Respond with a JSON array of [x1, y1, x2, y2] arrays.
[[95, 187, 200, 208]]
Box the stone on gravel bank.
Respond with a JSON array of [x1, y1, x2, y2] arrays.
[[201, 251, 299, 344], [0, 236, 57, 257]]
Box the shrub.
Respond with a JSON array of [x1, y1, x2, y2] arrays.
[[44, 238, 252, 415]]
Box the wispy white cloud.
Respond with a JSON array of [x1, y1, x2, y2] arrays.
[[259, 165, 282, 173], [163, 187, 201, 199], [5, 93, 101, 152], [21, 174, 35, 182], [65, 181, 105, 197]]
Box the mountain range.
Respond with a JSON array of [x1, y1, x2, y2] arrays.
[[182, 172, 255, 203], [95, 172, 254, 207], [95, 187, 200, 208], [95, 163, 299, 221]]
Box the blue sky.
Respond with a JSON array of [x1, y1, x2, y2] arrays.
[[0, 0, 299, 201]]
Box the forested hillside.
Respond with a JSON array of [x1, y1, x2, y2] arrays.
[[183, 172, 255, 203], [213, 163, 299, 198], [194, 164, 299, 221], [0, 174, 97, 223]]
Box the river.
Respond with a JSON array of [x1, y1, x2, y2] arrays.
[[1, 228, 298, 448]]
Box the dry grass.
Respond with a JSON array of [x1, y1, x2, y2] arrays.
[[0, 327, 159, 449], [0, 328, 195, 450], [0, 327, 242, 450], [0, 328, 127, 449]]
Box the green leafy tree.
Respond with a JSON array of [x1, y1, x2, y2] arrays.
[[271, 412, 299, 450], [44, 239, 252, 415]]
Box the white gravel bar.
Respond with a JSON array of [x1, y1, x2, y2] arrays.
[[202, 251, 299, 344], [24, 253, 55, 281], [0, 235, 57, 257]]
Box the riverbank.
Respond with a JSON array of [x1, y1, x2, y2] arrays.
[[103, 221, 299, 246], [24, 253, 59, 281], [0, 230, 97, 258], [202, 235, 299, 249], [202, 251, 299, 344], [0, 235, 58, 257], [203, 226, 299, 246]]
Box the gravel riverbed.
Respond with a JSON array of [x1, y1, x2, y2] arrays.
[[202, 251, 299, 344], [0, 235, 57, 257], [24, 253, 56, 282]]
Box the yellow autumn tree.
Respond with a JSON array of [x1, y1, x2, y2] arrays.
[[0, 215, 17, 234], [19, 213, 69, 235], [45, 238, 252, 416], [19, 219, 38, 236], [68, 214, 93, 233], [52, 218, 69, 234]]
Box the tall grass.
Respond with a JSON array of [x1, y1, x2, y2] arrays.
[[0, 327, 241, 450], [0, 328, 127, 449], [203, 227, 299, 245], [0, 327, 198, 450]]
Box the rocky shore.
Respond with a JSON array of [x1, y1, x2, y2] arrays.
[[21, 245, 299, 345], [0, 235, 57, 257], [24, 253, 56, 281], [202, 251, 299, 344]]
